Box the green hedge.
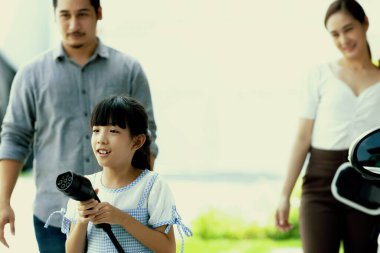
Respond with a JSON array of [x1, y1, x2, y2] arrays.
[[191, 207, 300, 241]]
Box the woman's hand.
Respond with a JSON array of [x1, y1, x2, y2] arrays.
[[275, 197, 293, 232]]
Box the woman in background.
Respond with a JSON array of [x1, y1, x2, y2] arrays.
[[275, 1, 380, 252]]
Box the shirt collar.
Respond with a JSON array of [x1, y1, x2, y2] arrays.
[[53, 38, 109, 62]]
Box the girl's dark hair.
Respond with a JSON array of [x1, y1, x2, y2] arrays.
[[324, 0, 372, 59], [91, 95, 152, 170], [53, 0, 101, 17]]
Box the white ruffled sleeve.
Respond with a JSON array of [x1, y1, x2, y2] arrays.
[[61, 198, 79, 235], [147, 175, 192, 252], [147, 175, 176, 228]]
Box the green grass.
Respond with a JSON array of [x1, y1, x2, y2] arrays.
[[178, 207, 302, 253], [178, 237, 301, 253], [191, 208, 300, 241]]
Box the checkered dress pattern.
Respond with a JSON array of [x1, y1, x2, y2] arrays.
[[87, 173, 157, 252], [55, 170, 192, 253]]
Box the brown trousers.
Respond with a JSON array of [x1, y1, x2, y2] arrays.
[[300, 148, 379, 253]]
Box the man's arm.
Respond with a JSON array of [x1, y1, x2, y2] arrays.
[[0, 159, 23, 248]]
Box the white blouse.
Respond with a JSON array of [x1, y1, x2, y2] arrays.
[[300, 62, 380, 150]]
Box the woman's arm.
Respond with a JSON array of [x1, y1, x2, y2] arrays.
[[92, 203, 176, 253], [275, 118, 314, 231]]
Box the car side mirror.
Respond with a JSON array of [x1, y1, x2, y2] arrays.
[[349, 127, 380, 180], [330, 127, 380, 215]]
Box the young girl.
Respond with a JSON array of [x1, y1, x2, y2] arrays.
[[62, 95, 192, 253]]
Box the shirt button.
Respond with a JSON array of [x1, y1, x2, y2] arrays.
[[82, 89, 86, 95], [84, 112, 88, 117], [86, 158, 90, 163], [85, 135, 90, 140]]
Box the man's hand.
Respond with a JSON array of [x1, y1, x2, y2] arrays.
[[0, 202, 15, 248], [0, 159, 24, 248]]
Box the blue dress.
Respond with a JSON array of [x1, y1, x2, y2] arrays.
[[46, 170, 192, 253]]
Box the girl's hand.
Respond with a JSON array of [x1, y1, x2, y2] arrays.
[[91, 202, 125, 225], [275, 197, 292, 232], [77, 199, 99, 224]]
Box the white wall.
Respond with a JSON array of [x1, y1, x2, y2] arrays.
[[99, 0, 380, 175], [0, 1, 52, 68], [2, 0, 380, 175]]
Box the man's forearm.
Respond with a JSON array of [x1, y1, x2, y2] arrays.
[[0, 160, 23, 203]]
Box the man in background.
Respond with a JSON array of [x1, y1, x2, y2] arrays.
[[0, 0, 158, 252]]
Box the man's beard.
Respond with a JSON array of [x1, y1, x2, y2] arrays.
[[67, 32, 86, 49], [70, 44, 84, 49]]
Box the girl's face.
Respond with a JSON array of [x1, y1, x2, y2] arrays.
[[91, 125, 136, 170], [326, 11, 368, 60]]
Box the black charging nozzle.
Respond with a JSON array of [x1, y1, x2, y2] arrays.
[[56, 171, 125, 253], [56, 171, 100, 202]]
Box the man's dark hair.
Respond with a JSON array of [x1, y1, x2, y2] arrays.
[[52, 0, 101, 15]]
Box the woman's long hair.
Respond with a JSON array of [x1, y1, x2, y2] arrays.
[[324, 0, 373, 61]]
